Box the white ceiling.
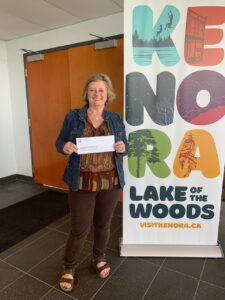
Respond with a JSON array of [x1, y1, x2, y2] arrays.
[[0, 0, 124, 41]]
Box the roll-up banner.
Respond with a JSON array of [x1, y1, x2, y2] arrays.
[[121, 0, 225, 257]]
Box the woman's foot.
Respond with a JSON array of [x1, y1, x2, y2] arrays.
[[59, 269, 74, 292], [93, 259, 110, 279]]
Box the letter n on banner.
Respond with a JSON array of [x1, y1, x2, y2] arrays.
[[121, 0, 225, 257]]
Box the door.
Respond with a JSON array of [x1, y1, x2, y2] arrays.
[[26, 37, 124, 189], [26, 50, 70, 189]]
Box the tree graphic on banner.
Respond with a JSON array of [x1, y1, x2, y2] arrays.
[[128, 129, 160, 177]]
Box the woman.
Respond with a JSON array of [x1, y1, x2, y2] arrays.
[[56, 73, 128, 292]]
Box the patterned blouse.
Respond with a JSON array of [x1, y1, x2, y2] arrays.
[[77, 117, 119, 191]]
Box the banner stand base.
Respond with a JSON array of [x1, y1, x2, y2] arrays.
[[120, 240, 224, 258]]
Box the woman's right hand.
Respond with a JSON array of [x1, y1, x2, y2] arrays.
[[63, 141, 78, 155]]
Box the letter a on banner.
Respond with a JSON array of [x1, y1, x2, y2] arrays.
[[121, 0, 225, 257]]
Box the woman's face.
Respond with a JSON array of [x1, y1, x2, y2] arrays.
[[87, 80, 108, 108]]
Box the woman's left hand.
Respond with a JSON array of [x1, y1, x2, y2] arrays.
[[114, 141, 126, 153]]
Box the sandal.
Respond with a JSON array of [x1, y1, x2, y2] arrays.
[[92, 258, 110, 279], [59, 268, 74, 292]]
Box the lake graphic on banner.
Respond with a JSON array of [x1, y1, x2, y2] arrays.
[[133, 47, 179, 66]]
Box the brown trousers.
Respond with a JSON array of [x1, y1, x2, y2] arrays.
[[63, 186, 121, 270]]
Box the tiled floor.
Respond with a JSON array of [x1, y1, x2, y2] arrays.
[[0, 180, 45, 209], [1, 180, 225, 300]]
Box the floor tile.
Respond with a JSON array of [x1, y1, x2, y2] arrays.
[[0, 181, 45, 209], [0, 261, 23, 290], [29, 241, 92, 286], [108, 225, 122, 252], [41, 288, 77, 299], [29, 246, 66, 286], [56, 219, 71, 235], [110, 213, 122, 232], [63, 250, 125, 300], [47, 215, 70, 230], [92, 257, 159, 300], [143, 267, 198, 300], [163, 257, 205, 278], [201, 254, 225, 288], [0, 189, 35, 209], [85, 213, 122, 245], [0, 181, 43, 192], [5, 230, 67, 272], [138, 256, 165, 267], [0, 274, 51, 300], [195, 281, 225, 300], [0, 227, 51, 259]]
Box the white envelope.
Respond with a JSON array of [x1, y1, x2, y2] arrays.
[[76, 135, 115, 154]]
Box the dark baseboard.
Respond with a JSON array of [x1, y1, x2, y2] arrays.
[[0, 174, 34, 184]]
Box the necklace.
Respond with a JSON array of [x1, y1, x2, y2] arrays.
[[87, 109, 103, 121]]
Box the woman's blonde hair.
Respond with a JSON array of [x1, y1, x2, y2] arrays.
[[82, 73, 116, 105]]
